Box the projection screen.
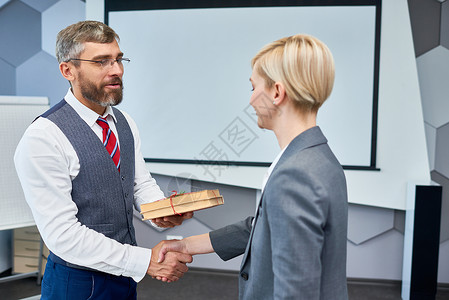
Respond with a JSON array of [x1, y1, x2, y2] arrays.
[[107, 1, 381, 169]]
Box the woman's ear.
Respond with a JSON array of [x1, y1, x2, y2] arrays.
[[272, 82, 286, 105], [59, 62, 75, 81]]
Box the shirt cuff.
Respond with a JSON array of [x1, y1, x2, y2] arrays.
[[123, 246, 152, 282]]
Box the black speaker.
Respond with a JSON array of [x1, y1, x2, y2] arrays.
[[409, 185, 442, 300]]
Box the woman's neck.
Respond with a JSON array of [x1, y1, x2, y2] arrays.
[[273, 108, 317, 149]]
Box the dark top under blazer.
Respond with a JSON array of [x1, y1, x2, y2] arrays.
[[210, 126, 348, 300]]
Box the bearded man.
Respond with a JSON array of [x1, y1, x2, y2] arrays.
[[14, 21, 193, 300]]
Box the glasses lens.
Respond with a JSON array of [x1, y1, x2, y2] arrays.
[[98, 58, 130, 68]]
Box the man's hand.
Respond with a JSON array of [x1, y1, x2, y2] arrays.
[[151, 211, 194, 228], [153, 234, 214, 282], [147, 240, 192, 283]]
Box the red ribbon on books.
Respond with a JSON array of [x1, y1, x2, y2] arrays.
[[169, 190, 183, 216]]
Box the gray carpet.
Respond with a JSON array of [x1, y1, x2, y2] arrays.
[[137, 268, 238, 300], [1, 268, 449, 300]]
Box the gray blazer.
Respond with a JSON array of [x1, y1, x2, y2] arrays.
[[210, 126, 348, 300]]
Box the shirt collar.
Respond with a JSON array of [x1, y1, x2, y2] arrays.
[[261, 145, 288, 192], [64, 88, 117, 127]]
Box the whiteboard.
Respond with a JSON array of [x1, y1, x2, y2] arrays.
[[108, 1, 380, 169], [0, 96, 49, 230]]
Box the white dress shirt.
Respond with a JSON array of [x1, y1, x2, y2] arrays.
[[261, 147, 287, 193], [14, 89, 165, 282], [255, 146, 288, 218]]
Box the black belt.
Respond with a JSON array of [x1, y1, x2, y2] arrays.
[[49, 252, 98, 272]]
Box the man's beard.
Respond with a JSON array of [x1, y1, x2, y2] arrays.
[[79, 74, 123, 107]]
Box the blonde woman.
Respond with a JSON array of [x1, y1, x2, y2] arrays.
[[156, 34, 348, 300]]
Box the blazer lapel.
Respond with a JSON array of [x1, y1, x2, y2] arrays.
[[240, 190, 264, 269]]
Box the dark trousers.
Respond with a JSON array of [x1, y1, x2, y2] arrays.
[[41, 255, 137, 300]]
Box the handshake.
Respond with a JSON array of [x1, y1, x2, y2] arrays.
[[146, 233, 212, 282]]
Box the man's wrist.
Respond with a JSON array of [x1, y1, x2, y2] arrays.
[[124, 245, 152, 282]]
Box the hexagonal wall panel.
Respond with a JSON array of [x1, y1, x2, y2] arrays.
[[425, 122, 437, 171], [20, 0, 59, 12], [347, 204, 394, 245], [41, 0, 85, 58], [393, 210, 405, 234], [430, 171, 449, 243], [438, 240, 449, 282], [0, 0, 11, 9], [408, 0, 441, 57], [435, 122, 449, 180], [441, 1, 449, 50], [0, 0, 41, 67], [16, 50, 69, 106], [347, 229, 404, 280], [0, 58, 15, 95], [417, 46, 449, 128]]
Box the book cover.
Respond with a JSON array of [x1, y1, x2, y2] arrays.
[[140, 189, 224, 220]]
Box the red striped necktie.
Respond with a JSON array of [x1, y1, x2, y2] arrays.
[[96, 117, 121, 171]]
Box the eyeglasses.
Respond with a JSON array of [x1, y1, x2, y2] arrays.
[[67, 58, 130, 69]]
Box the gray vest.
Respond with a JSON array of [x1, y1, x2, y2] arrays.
[[42, 99, 136, 246]]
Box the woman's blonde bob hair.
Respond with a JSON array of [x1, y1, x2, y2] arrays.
[[251, 34, 335, 112]]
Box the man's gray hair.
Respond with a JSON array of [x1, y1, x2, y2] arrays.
[[56, 20, 120, 65]]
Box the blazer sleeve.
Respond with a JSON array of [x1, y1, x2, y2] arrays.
[[209, 216, 253, 261]]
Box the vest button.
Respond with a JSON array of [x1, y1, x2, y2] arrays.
[[240, 272, 248, 280], [127, 209, 131, 214], [124, 193, 128, 198], [121, 175, 125, 181]]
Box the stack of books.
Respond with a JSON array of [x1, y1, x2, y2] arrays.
[[140, 189, 224, 220]]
